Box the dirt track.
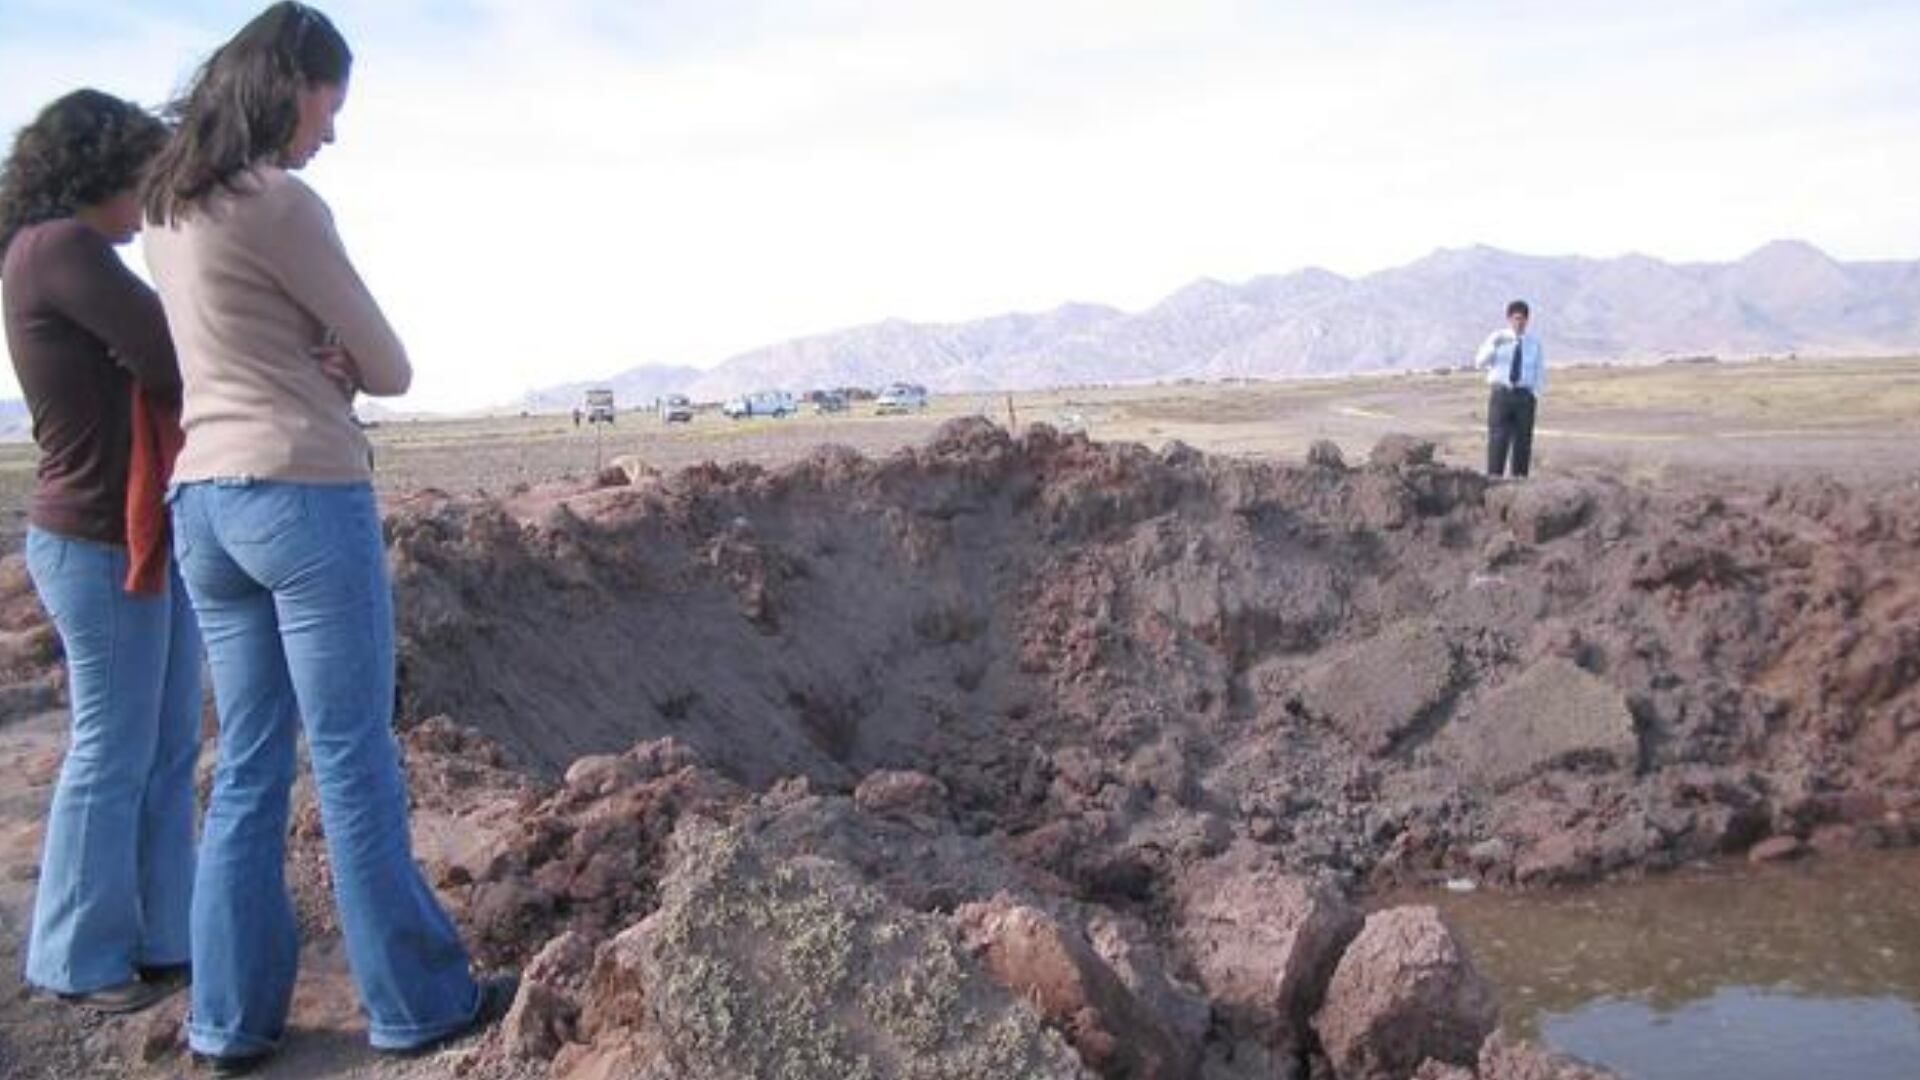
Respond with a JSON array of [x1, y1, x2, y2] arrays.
[[0, 360, 1917, 1078]]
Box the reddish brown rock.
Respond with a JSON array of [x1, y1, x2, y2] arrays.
[[1173, 844, 1362, 1055], [1312, 906, 1497, 1080], [956, 895, 1193, 1079]]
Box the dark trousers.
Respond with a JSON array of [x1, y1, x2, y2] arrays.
[[1487, 384, 1537, 477]]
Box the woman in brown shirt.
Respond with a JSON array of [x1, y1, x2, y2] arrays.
[[0, 89, 200, 1015]]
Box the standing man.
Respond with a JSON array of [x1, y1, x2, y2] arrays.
[[1476, 299, 1545, 478]]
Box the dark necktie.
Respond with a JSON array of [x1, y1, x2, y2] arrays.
[[1508, 334, 1524, 387]]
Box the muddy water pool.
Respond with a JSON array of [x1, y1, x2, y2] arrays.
[[1423, 850, 1920, 1079]]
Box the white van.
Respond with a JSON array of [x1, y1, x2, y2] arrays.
[[722, 390, 795, 419]]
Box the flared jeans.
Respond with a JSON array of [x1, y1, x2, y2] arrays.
[[23, 527, 200, 994], [168, 479, 479, 1055]]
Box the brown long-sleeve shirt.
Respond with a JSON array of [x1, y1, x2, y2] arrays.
[[2, 218, 181, 544], [144, 166, 410, 484]]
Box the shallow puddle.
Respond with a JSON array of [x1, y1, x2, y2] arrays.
[[1423, 850, 1920, 1079]]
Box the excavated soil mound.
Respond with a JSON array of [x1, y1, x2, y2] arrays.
[[392, 419, 1920, 892], [369, 419, 1919, 1078]]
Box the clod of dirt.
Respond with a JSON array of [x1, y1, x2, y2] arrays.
[[1368, 435, 1437, 469], [1312, 906, 1498, 1080], [1296, 620, 1460, 756], [1435, 658, 1640, 792]]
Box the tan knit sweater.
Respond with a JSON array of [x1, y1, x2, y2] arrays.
[[144, 167, 410, 483]]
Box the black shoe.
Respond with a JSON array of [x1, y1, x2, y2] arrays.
[[139, 962, 192, 987], [378, 973, 519, 1059], [57, 978, 174, 1015], [191, 1050, 273, 1077]]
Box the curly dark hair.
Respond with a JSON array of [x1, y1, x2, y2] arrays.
[[143, 2, 352, 226], [0, 89, 167, 269]]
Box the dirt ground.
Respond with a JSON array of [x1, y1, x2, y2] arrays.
[[0, 355, 1916, 1079]]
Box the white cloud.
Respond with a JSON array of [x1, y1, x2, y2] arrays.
[[3, 0, 1917, 410]]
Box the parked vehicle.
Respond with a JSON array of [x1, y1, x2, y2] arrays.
[[812, 390, 848, 415], [659, 394, 694, 423], [722, 390, 796, 419], [583, 388, 617, 423], [874, 382, 928, 415]]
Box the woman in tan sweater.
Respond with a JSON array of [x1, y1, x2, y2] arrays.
[[141, 4, 510, 1071]]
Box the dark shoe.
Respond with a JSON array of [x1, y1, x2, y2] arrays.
[[139, 962, 192, 987], [58, 977, 174, 1015], [379, 973, 519, 1058], [191, 1050, 273, 1077]]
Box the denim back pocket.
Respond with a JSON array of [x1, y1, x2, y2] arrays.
[[222, 484, 309, 545]]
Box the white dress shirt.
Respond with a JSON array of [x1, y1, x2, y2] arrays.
[[1475, 329, 1546, 395]]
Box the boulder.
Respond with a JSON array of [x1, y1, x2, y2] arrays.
[[1440, 659, 1639, 792], [1311, 906, 1497, 1080], [1172, 844, 1362, 1056], [956, 896, 1193, 1079], [574, 820, 1092, 1079], [1297, 621, 1458, 756]]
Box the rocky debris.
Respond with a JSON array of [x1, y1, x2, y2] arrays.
[[1297, 621, 1459, 756], [1312, 906, 1497, 1080], [383, 425, 1920, 908], [1486, 480, 1594, 544], [422, 735, 746, 969], [1173, 844, 1362, 1058], [1368, 435, 1436, 469], [956, 895, 1194, 1079], [1476, 1030, 1621, 1079], [571, 818, 1093, 1079], [1437, 659, 1640, 792]]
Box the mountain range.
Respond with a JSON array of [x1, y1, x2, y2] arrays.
[[543, 240, 1920, 407]]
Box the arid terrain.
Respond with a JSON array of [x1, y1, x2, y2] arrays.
[[0, 355, 1917, 1079]]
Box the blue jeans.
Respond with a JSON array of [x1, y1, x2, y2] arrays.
[[169, 480, 478, 1055], [22, 528, 201, 994]]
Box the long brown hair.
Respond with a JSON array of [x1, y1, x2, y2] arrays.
[[142, 1, 351, 225]]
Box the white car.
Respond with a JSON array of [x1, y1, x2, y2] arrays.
[[722, 390, 796, 419], [874, 382, 928, 414], [659, 394, 694, 423]]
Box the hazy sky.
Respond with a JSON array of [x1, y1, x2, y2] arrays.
[[2, 0, 1916, 411]]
